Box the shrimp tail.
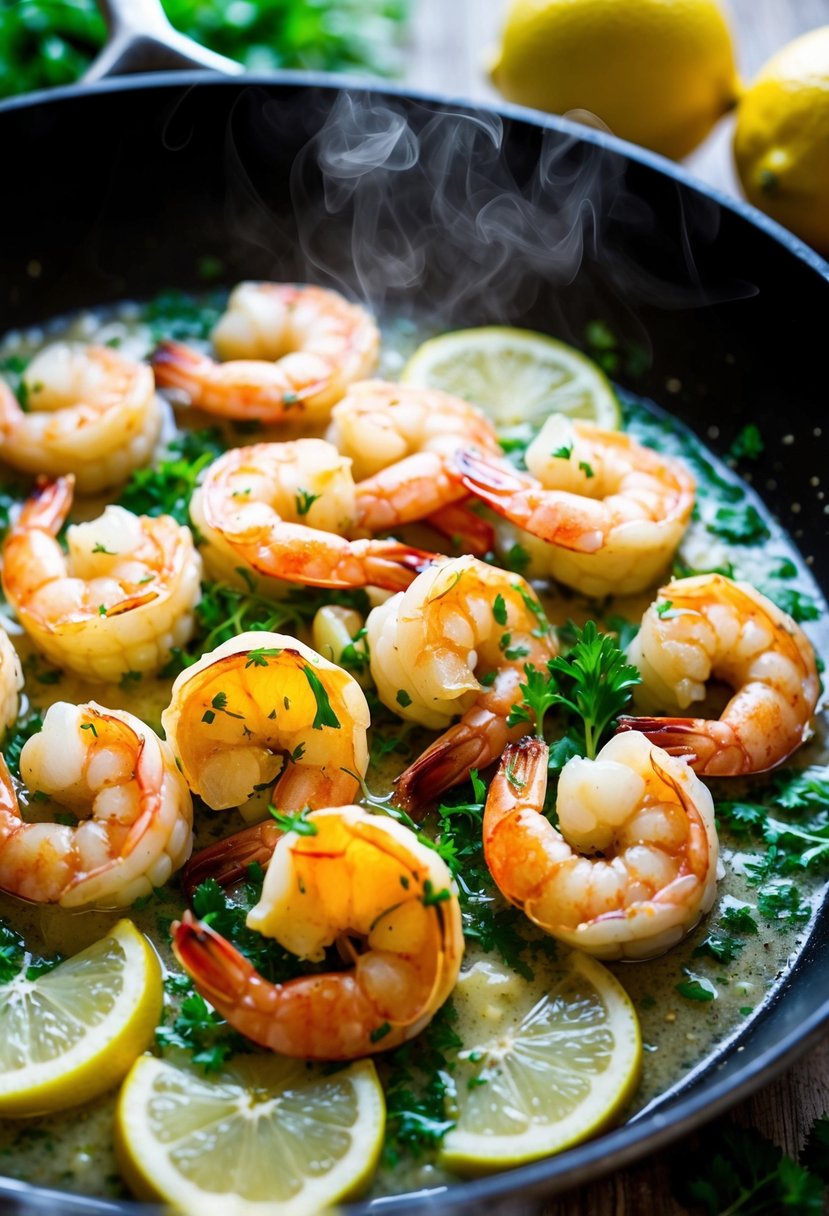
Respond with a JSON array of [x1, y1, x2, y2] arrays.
[[426, 502, 495, 557], [173, 911, 254, 1005], [395, 708, 524, 810], [15, 474, 75, 535], [151, 341, 208, 394], [181, 821, 283, 901], [357, 540, 438, 592], [616, 715, 752, 776]]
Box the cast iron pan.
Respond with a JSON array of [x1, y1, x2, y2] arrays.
[[0, 2, 828, 1211]]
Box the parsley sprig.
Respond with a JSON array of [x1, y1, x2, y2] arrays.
[[674, 1116, 828, 1215], [507, 620, 640, 757]]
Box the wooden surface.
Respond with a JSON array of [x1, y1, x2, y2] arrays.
[[402, 2, 829, 1212]]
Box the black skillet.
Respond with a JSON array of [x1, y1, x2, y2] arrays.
[[0, 1, 828, 1211]]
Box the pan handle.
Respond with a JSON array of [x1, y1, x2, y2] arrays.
[[84, 0, 244, 81]]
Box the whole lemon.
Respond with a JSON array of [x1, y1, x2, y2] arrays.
[[490, 0, 740, 160], [734, 27, 829, 253]]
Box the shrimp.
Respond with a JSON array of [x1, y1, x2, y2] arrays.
[[617, 574, 820, 775], [161, 631, 370, 813], [0, 628, 23, 735], [0, 701, 192, 907], [0, 344, 162, 494], [365, 555, 557, 808], [189, 439, 435, 594], [457, 414, 695, 597], [326, 379, 500, 554], [172, 805, 464, 1059], [152, 282, 379, 424], [484, 731, 719, 960], [1, 476, 202, 683]]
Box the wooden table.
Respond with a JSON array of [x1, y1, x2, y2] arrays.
[[402, 2, 829, 1210]]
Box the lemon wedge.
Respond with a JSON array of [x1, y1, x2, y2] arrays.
[[440, 951, 641, 1173], [401, 327, 620, 436], [0, 918, 161, 1117], [116, 1053, 386, 1215]]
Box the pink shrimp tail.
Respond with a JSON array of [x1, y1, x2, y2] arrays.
[[616, 715, 752, 776], [14, 475, 75, 536], [182, 820, 283, 901], [173, 911, 254, 1005], [359, 540, 437, 592], [456, 447, 528, 504], [426, 501, 495, 557], [151, 341, 209, 393]]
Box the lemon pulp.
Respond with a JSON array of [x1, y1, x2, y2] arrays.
[[440, 951, 641, 1172], [0, 918, 161, 1117], [116, 1053, 386, 1215], [401, 326, 620, 442]]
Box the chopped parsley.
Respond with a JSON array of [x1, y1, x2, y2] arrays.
[[119, 427, 226, 526], [302, 665, 341, 730], [268, 806, 318, 837], [706, 502, 771, 545], [294, 489, 320, 517]]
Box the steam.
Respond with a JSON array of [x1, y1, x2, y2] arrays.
[[284, 90, 756, 334]]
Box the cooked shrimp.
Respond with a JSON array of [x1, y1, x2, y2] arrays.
[[173, 805, 463, 1059], [365, 555, 557, 807], [152, 282, 379, 424], [0, 344, 162, 494], [457, 414, 695, 597], [0, 701, 192, 907], [1, 476, 202, 683], [161, 631, 370, 812], [617, 574, 820, 775], [0, 628, 23, 735], [189, 439, 434, 594], [327, 379, 499, 554], [484, 731, 718, 960]]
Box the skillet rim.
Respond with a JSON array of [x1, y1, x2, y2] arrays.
[[0, 68, 827, 1213]]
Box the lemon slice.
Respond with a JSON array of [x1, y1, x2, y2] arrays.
[[440, 951, 641, 1173], [116, 1053, 386, 1215], [0, 919, 162, 1116], [401, 327, 620, 435]]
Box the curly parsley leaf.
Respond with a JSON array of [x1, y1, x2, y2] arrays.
[[508, 621, 640, 757], [674, 1120, 826, 1215]]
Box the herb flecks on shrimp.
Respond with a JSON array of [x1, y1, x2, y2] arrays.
[[173, 806, 464, 1060], [2, 476, 202, 683], [458, 414, 695, 597], [153, 282, 379, 424]]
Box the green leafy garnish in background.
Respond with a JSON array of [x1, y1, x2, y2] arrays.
[[0, 0, 411, 99]]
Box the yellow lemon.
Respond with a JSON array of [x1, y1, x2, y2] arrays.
[[490, 0, 741, 160], [0, 919, 161, 1117], [116, 1054, 386, 1215], [734, 27, 829, 253], [440, 952, 641, 1173]]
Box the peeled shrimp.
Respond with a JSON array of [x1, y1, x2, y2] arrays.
[[618, 573, 820, 775], [152, 282, 379, 424], [189, 439, 434, 594], [2, 476, 202, 683], [327, 379, 500, 554], [161, 630, 370, 812], [484, 731, 719, 960], [458, 414, 695, 597], [366, 555, 557, 807], [0, 629, 23, 735], [0, 344, 162, 494], [173, 806, 463, 1059], [0, 701, 192, 906]]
